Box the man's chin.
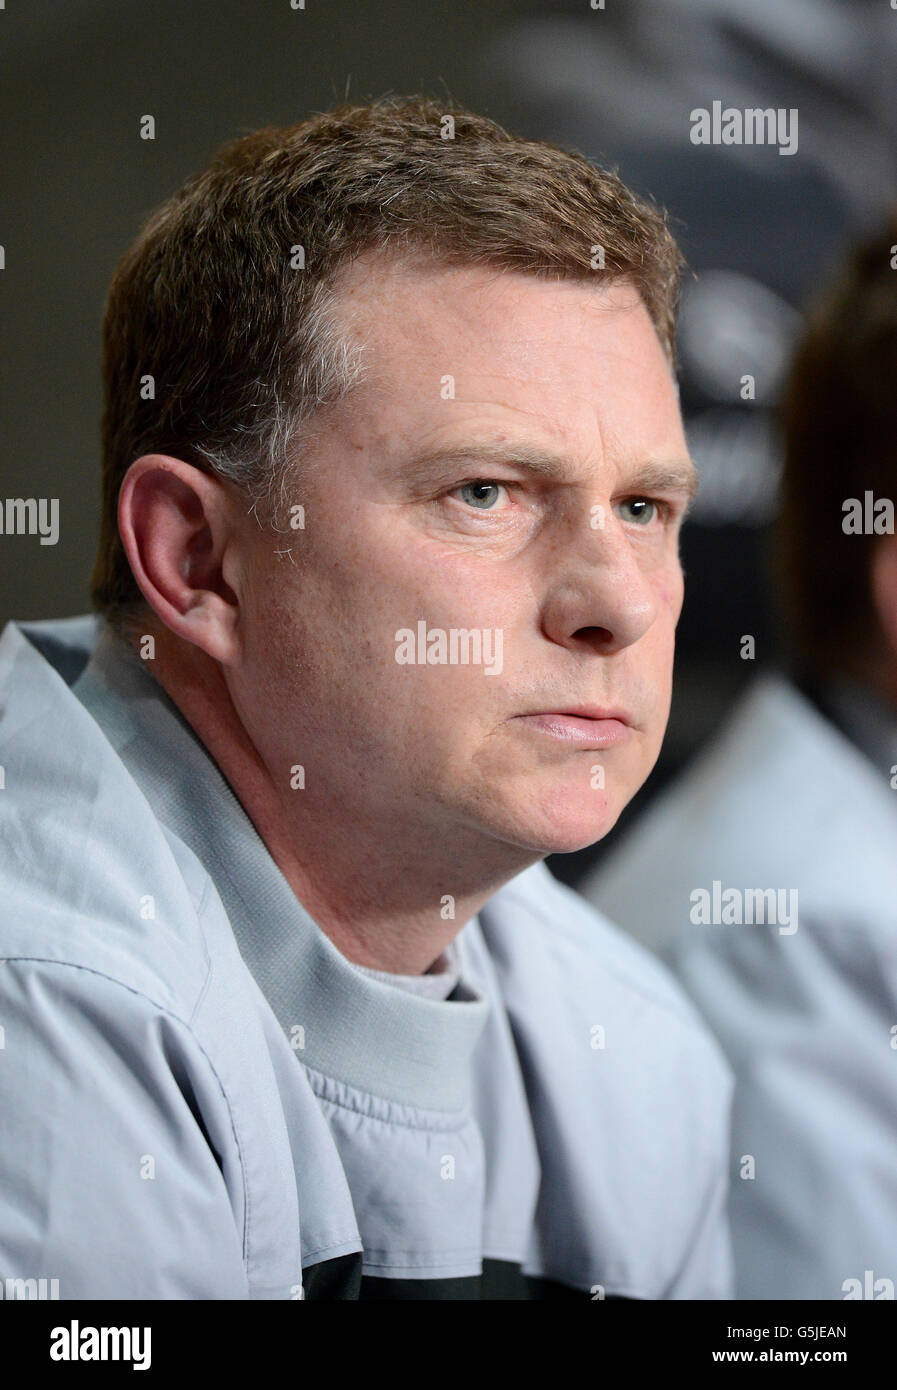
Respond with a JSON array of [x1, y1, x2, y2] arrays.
[[489, 799, 624, 857], [529, 823, 618, 856]]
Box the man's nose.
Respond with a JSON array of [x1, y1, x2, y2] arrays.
[[538, 513, 661, 656]]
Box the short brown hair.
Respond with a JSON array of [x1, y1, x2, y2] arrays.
[[775, 210, 897, 680], [91, 94, 684, 631]]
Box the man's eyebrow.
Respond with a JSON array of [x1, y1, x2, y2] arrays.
[[403, 443, 700, 501], [404, 443, 570, 482], [624, 460, 700, 504]]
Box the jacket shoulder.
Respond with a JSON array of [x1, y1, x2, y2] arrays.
[[0, 616, 215, 1018], [487, 860, 734, 1088]]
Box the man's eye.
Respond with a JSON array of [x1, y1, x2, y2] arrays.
[[618, 497, 658, 526], [453, 480, 509, 511]]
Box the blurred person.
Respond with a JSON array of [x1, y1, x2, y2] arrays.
[[583, 213, 897, 1300], [0, 97, 733, 1300]]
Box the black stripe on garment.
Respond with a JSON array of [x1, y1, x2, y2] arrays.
[[360, 1259, 631, 1300], [302, 1251, 364, 1299], [302, 1253, 636, 1300]]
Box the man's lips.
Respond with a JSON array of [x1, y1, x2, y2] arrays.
[[512, 708, 633, 747]]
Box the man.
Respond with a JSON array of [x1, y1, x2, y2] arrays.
[[584, 214, 897, 1300], [0, 96, 732, 1299]]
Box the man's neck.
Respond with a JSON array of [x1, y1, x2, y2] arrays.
[[136, 628, 537, 975]]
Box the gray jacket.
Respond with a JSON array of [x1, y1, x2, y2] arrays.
[[0, 615, 734, 1299]]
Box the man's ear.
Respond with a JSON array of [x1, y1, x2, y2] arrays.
[[117, 454, 244, 665], [870, 533, 897, 669]]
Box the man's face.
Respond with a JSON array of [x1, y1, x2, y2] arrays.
[[230, 254, 695, 859]]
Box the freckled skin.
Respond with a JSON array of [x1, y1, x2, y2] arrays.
[[125, 252, 694, 970]]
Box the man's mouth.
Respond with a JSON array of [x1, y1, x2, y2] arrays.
[[512, 708, 633, 747]]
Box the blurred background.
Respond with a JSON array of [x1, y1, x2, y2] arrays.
[[2, 0, 895, 884]]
